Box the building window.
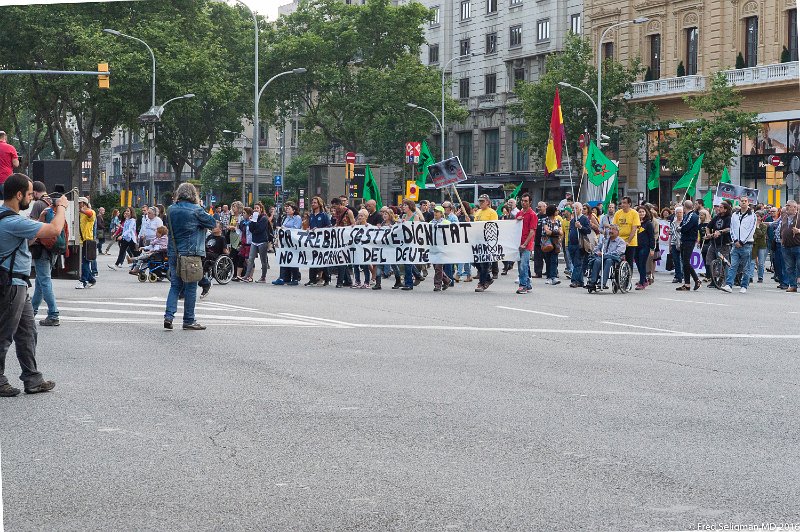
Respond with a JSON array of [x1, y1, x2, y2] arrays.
[[486, 32, 497, 54], [510, 0, 522, 4], [430, 6, 440, 25], [570, 13, 581, 34], [460, 0, 470, 20], [513, 67, 525, 85], [429, 45, 439, 64], [686, 27, 699, 75], [459, 77, 470, 98], [509, 25, 522, 47], [484, 129, 499, 172], [459, 133, 473, 170], [602, 41, 614, 61], [460, 38, 471, 56], [537, 19, 550, 42], [485, 73, 497, 94], [487, 0, 497, 14], [649, 34, 661, 80], [745, 16, 758, 67], [512, 130, 528, 171], [789, 9, 799, 61]]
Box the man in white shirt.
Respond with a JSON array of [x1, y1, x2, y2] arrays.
[[721, 196, 756, 294], [139, 207, 163, 247]]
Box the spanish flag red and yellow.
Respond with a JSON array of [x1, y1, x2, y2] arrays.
[[544, 88, 565, 175]]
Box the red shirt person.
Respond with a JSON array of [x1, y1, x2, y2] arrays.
[[0, 131, 20, 182], [514, 193, 538, 294]]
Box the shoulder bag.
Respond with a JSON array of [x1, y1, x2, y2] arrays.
[[167, 209, 204, 283]]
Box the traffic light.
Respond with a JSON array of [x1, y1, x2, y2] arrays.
[[98, 63, 109, 89]]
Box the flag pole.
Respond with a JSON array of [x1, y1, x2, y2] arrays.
[[562, 135, 575, 200]]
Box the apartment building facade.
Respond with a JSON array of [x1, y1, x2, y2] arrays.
[[588, 0, 800, 206], [422, 0, 583, 200]]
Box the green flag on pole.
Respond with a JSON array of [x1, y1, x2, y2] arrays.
[[497, 182, 524, 216], [416, 141, 435, 188], [672, 153, 705, 196], [702, 167, 731, 209], [363, 164, 383, 209], [647, 154, 660, 191], [585, 141, 618, 186], [602, 175, 618, 214]]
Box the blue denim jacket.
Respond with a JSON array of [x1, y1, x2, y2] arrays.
[[166, 201, 217, 257]]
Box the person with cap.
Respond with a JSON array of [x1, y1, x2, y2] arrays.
[[75, 196, 97, 289], [473, 194, 498, 292]]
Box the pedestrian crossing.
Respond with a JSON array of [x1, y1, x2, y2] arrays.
[[55, 297, 344, 328]]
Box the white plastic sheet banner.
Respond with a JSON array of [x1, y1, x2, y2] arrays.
[[276, 221, 523, 267]]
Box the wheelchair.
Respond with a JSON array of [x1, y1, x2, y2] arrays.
[[586, 256, 632, 294], [137, 252, 169, 283], [203, 253, 235, 285]]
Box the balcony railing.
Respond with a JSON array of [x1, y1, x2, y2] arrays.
[[113, 142, 144, 154], [628, 75, 706, 99], [723, 61, 799, 86]]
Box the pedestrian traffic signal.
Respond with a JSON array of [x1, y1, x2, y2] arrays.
[[98, 63, 109, 89]]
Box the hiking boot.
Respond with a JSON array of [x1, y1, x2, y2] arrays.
[[24, 380, 55, 394], [0, 384, 21, 397], [39, 317, 60, 327], [182, 322, 207, 330], [200, 285, 211, 299], [164, 319, 173, 330]]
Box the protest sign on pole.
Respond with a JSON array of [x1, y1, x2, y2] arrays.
[[713, 183, 758, 206], [275, 220, 522, 268], [427, 156, 468, 189]]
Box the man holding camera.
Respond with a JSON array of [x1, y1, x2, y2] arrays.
[[0, 173, 66, 396]]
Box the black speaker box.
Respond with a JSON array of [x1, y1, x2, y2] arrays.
[[32, 160, 72, 194]]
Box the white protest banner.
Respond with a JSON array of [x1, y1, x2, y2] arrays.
[[276, 221, 522, 268], [653, 219, 705, 273], [428, 156, 468, 189], [714, 183, 758, 206]]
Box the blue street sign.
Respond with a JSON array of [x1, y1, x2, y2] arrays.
[[211, 195, 217, 203], [274, 175, 282, 187]]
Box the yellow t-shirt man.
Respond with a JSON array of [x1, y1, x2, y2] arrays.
[[613, 208, 641, 247], [474, 207, 499, 222], [79, 208, 96, 243]]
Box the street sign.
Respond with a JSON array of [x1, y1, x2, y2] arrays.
[[211, 195, 216, 203], [345, 152, 356, 164], [768, 155, 782, 167], [299, 198, 305, 209], [274, 174, 282, 187], [405, 142, 421, 164]]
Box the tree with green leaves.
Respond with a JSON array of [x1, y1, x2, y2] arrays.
[[263, 0, 467, 165], [668, 72, 758, 184], [511, 34, 657, 168]]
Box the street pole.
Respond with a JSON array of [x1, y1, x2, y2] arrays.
[[231, 1, 259, 204]]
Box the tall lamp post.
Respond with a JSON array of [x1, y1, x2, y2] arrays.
[[223, 129, 252, 203], [439, 53, 478, 162], [596, 18, 648, 143], [103, 29, 155, 111]]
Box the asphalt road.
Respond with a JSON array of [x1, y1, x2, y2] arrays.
[[3, 252, 800, 531]]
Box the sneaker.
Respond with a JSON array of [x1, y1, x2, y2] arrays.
[[304, 280, 315, 286], [778, 284, 789, 290], [271, 279, 285, 285], [287, 281, 299, 286], [75, 282, 86, 289], [360, 283, 370, 289], [39, 317, 60, 327], [350, 283, 362, 289], [0, 383, 21, 397], [200, 285, 210, 299], [400, 286, 413, 291], [372, 283, 382, 290], [551, 279, 561, 286], [516, 287, 528, 294], [87, 281, 96, 288], [671, 278, 681, 283], [474, 285, 486, 292], [720, 285, 733, 293], [739, 287, 747, 294], [757, 278, 763, 283], [544, 279, 552, 285], [107, 264, 117, 270], [255, 278, 267, 284], [433, 287, 442, 292], [182, 322, 207, 330], [635, 283, 645, 290], [164, 319, 173, 330], [24, 380, 55, 394]]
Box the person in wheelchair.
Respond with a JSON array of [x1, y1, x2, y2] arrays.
[[130, 226, 168, 275], [586, 224, 627, 293], [198, 223, 230, 299]]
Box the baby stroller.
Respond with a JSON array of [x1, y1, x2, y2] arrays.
[[137, 252, 169, 283]]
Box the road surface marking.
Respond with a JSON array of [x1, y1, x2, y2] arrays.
[[496, 306, 569, 318], [600, 321, 689, 334], [278, 313, 355, 328], [659, 297, 729, 307], [55, 307, 318, 326], [60, 300, 287, 317]]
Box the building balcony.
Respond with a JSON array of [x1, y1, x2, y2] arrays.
[[723, 61, 799, 87], [627, 75, 706, 100], [113, 142, 144, 154]]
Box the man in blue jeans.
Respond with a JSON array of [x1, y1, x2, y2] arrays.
[[75, 197, 96, 289], [778, 200, 800, 292], [515, 193, 538, 294], [721, 196, 756, 294]]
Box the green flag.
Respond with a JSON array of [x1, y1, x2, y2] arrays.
[[584, 141, 618, 186], [647, 154, 660, 191], [416, 141, 435, 188], [497, 182, 524, 216], [673, 153, 705, 195], [363, 164, 383, 209], [701, 167, 731, 209], [602, 175, 618, 214]]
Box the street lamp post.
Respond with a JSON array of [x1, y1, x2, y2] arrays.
[[596, 17, 648, 143], [223, 129, 253, 203], [103, 29, 155, 111], [439, 53, 477, 162]]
